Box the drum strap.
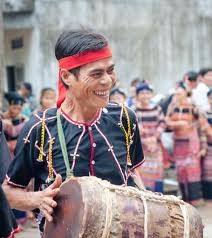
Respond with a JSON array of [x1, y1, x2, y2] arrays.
[[179, 204, 190, 238], [57, 110, 74, 179], [140, 195, 148, 238]]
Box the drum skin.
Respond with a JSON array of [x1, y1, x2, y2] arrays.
[[44, 176, 203, 238]]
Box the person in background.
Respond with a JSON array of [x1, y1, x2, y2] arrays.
[[166, 85, 206, 206], [183, 70, 199, 92], [36, 87, 56, 112], [192, 68, 212, 113], [109, 87, 127, 105], [1, 92, 27, 158], [159, 71, 198, 116], [19, 82, 37, 117], [134, 83, 166, 192], [202, 88, 212, 200], [1, 92, 28, 229], [0, 119, 19, 238], [126, 77, 142, 108]]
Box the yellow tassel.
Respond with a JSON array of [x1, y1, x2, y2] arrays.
[[37, 118, 46, 162]]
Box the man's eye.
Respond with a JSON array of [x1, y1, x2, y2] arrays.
[[92, 73, 102, 78], [108, 68, 114, 74]]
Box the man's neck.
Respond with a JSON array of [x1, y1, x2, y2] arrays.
[[136, 101, 149, 109], [61, 97, 99, 124]]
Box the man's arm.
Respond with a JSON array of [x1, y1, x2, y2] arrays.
[[3, 174, 62, 222], [132, 166, 145, 189]]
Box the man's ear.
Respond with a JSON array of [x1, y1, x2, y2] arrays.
[[60, 69, 75, 87]]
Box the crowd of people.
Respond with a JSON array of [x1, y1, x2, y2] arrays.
[[0, 29, 211, 237], [110, 68, 212, 207], [0, 84, 57, 232]]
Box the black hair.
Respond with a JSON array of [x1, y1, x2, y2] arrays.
[[185, 71, 198, 82], [4, 91, 25, 105], [22, 82, 32, 95], [55, 29, 108, 86], [199, 68, 212, 77], [207, 88, 212, 97], [110, 87, 126, 98], [176, 80, 186, 90]]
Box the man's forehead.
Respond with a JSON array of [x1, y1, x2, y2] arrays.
[[82, 57, 114, 71]]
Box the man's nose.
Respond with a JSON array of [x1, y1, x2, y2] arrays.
[[100, 73, 112, 85]]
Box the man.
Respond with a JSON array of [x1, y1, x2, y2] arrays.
[[183, 70, 199, 91], [3, 30, 144, 235], [0, 119, 18, 238], [18, 82, 37, 117], [192, 68, 212, 113], [109, 87, 127, 105]]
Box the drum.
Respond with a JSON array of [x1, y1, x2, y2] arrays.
[[44, 176, 203, 238]]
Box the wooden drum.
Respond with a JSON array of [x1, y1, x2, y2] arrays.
[[44, 176, 203, 238]]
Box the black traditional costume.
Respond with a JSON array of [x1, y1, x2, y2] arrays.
[[6, 103, 144, 232], [0, 120, 18, 238]]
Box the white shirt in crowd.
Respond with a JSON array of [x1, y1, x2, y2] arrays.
[[192, 82, 210, 113]]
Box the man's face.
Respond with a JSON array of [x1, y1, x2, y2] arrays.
[[20, 86, 29, 97], [202, 71, 212, 87], [9, 104, 22, 118], [136, 91, 153, 105], [185, 79, 199, 90], [41, 91, 56, 110], [110, 93, 126, 105], [173, 87, 187, 103], [67, 57, 116, 109]]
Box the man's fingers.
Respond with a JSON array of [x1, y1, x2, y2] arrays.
[[41, 209, 53, 223], [44, 197, 57, 208], [45, 188, 60, 198], [49, 174, 62, 190], [42, 203, 54, 215]]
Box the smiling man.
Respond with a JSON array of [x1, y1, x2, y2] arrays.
[[3, 30, 144, 235]]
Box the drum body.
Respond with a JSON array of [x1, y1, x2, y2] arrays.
[[44, 176, 203, 238]]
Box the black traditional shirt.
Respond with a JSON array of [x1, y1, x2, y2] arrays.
[[0, 120, 18, 238], [6, 103, 144, 231], [0, 120, 11, 184]]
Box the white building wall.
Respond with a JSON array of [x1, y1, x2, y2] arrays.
[[3, 0, 212, 98]]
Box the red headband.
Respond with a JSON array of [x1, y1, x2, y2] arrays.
[[57, 46, 112, 108]]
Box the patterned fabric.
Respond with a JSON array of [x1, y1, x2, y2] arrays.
[[135, 106, 166, 192], [2, 117, 26, 158], [2, 116, 27, 222], [173, 130, 202, 201], [202, 111, 212, 199], [6, 104, 144, 232]]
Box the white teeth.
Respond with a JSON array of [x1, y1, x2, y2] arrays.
[[94, 91, 109, 96]]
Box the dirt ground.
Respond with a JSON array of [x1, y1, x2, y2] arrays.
[[16, 201, 212, 238]]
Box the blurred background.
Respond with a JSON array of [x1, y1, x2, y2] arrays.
[[0, 0, 212, 100]]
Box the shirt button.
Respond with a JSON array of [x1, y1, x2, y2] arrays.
[[88, 126, 92, 131], [92, 143, 96, 147], [91, 160, 95, 165], [103, 108, 108, 113]]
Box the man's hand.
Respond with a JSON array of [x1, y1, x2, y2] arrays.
[[35, 174, 62, 222]]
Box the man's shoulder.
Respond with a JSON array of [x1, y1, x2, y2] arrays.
[[193, 82, 209, 94], [33, 108, 57, 120], [22, 108, 57, 135], [106, 103, 136, 121]]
